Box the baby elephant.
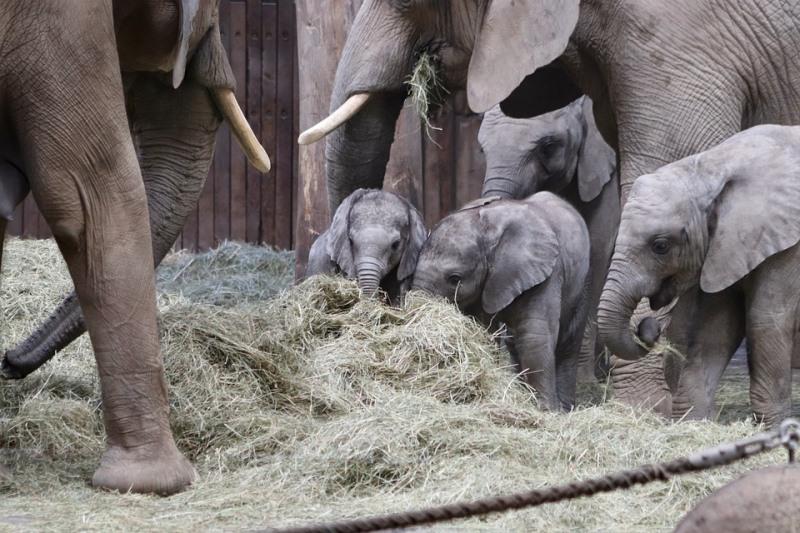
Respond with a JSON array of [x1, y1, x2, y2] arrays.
[[598, 125, 800, 427], [412, 193, 590, 410], [479, 97, 619, 381], [307, 188, 427, 302]]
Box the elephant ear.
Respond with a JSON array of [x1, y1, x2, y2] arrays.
[[326, 189, 369, 278], [700, 129, 800, 293], [397, 199, 428, 281], [467, 0, 580, 113], [481, 204, 560, 314], [577, 97, 616, 202], [173, 0, 219, 88]]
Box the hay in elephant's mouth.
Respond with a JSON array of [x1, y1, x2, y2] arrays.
[[406, 51, 449, 140], [0, 238, 797, 530]]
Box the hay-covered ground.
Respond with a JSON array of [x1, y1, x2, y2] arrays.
[[0, 239, 797, 532]]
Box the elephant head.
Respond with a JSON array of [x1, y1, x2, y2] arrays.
[[326, 189, 427, 297], [2, 0, 269, 379], [298, 0, 581, 212], [479, 97, 615, 201], [412, 197, 560, 316], [597, 125, 800, 360]]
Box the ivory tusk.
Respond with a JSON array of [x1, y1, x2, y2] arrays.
[[212, 88, 271, 173], [297, 93, 371, 145]]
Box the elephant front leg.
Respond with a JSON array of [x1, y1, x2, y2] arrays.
[[672, 290, 744, 421], [10, 1, 192, 495], [746, 318, 794, 428], [506, 292, 562, 411]]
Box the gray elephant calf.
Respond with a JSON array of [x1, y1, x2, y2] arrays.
[[412, 193, 590, 411], [307, 188, 427, 302], [598, 125, 800, 427], [479, 97, 619, 381]]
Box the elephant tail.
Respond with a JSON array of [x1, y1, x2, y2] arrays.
[[2, 293, 84, 379]]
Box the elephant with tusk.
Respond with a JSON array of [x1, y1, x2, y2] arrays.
[[1, 0, 270, 381], [297, 0, 800, 414], [0, 0, 270, 495]]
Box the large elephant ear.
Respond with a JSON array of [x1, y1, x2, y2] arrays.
[[173, 0, 219, 88], [700, 127, 800, 293], [467, 0, 580, 113], [326, 189, 370, 278], [577, 97, 616, 202], [481, 204, 560, 314], [397, 199, 428, 281]]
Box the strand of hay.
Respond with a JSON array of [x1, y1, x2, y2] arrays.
[[0, 238, 797, 531], [406, 52, 449, 142]]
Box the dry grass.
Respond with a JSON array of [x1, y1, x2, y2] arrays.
[[407, 52, 449, 141], [0, 238, 797, 531]]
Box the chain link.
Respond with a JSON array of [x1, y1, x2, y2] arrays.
[[269, 418, 800, 533]]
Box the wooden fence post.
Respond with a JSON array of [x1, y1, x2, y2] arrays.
[[294, 0, 362, 278]]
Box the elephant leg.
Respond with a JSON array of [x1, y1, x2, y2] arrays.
[[507, 288, 562, 411], [9, 2, 192, 494], [2, 74, 220, 379], [577, 179, 620, 383], [672, 290, 744, 421], [746, 302, 794, 428]]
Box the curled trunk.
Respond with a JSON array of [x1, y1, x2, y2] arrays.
[[3, 75, 221, 378], [596, 273, 649, 361]]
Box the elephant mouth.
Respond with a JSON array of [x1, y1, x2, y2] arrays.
[[648, 276, 677, 311]]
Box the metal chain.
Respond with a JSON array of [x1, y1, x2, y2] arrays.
[[269, 418, 800, 533]]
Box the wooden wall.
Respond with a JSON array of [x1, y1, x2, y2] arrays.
[[6, 0, 487, 258]]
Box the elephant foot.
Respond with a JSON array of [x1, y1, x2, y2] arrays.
[[92, 440, 195, 496]]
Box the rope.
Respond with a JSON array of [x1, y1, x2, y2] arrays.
[[269, 418, 800, 533]]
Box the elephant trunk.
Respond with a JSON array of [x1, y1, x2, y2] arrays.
[[3, 75, 221, 379], [320, 1, 415, 213], [481, 176, 520, 199], [597, 270, 650, 361], [356, 257, 386, 297]]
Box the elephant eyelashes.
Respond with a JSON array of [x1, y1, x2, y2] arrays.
[[650, 237, 671, 255], [447, 274, 462, 286], [536, 137, 561, 158]]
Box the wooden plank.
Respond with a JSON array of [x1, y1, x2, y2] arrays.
[[244, 0, 263, 244], [213, 1, 232, 246], [295, 0, 363, 276], [385, 105, 424, 211], [422, 102, 456, 226], [260, 1, 278, 246], [453, 91, 486, 208], [274, 0, 294, 250], [229, 1, 248, 242]]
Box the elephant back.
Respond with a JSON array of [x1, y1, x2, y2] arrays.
[[674, 464, 800, 532]]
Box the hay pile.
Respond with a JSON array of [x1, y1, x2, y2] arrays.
[[0, 239, 796, 531]]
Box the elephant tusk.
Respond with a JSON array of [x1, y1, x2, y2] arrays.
[[297, 93, 371, 145], [212, 88, 271, 174]]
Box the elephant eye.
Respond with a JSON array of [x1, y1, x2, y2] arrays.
[[651, 237, 671, 255], [537, 137, 561, 158], [447, 274, 462, 286], [391, 239, 401, 251]]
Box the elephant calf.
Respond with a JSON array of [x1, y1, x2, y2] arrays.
[[307, 188, 427, 302], [598, 125, 800, 427], [412, 193, 590, 411], [479, 96, 619, 382]]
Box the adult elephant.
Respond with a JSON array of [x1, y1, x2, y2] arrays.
[[0, 0, 268, 494], [299, 0, 800, 408], [1, 0, 270, 381]]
